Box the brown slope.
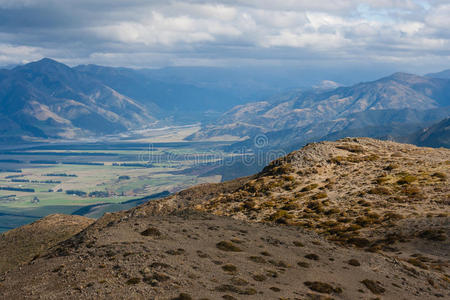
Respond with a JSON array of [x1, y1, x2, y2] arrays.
[[0, 214, 94, 273], [0, 138, 448, 299], [193, 138, 449, 269], [0, 210, 448, 299]]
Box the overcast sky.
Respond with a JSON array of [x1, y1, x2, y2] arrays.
[[0, 0, 449, 73]]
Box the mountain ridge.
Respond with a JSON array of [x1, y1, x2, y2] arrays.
[[188, 72, 450, 149], [0, 138, 448, 299], [0, 58, 157, 140]]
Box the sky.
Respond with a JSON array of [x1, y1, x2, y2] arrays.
[[0, 0, 449, 74]]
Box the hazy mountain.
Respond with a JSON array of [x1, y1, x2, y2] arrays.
[[0, 58, 156, 140], [74, 65, 244, 123], [3, 59, 450, 145], [223, 108, 450, 153], [75, 65, 418, 124], [189, 72, 450, 149], [409, 117, 450, 148], [426, 69, 450, 79]]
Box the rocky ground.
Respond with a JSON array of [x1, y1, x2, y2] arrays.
[[0, 214, 93, 273], [0, 211, 447, 299], [0, 138, 448, 299]]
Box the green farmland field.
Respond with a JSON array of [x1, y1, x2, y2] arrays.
[[0, 141, 231, 231]]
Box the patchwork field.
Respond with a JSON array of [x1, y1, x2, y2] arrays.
[[0, 141, 231, 231]]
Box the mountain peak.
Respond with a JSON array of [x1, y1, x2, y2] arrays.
[[37, 57, 59, 64], [387, 72, 418, 80], [15, 58, 72, 73], [30, 57, 68, 67]]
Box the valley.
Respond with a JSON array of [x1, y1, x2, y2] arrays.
[[0, 138, 237, 231], [1, 1, 450, 298]]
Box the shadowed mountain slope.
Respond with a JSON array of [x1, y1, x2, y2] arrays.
[[0, 58, 156, 140], [189, 73, 450, 148], [411, 117, 450, 148]]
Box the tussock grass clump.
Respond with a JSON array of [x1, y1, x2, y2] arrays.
[[431, 172, 447, 180], [222, 264, 238, 273], [384, 164, 398, 171], [407, 258, 428, 270], [268, 210, 294, 223], [261, 201, 276, 208], [293, 241, 304, 247], [268, 260, 289, 268], [281, 202, 299, 211], [171, 293, 193, 300], [306, 201, 324, 213], [166, 248, 185, 255], [336, 144, 365, 153], [354, 216, 370, 226], [297, 261, 310, 268], [311, 192, 327, 200], [304, 281, 342, 294], [383, 212, 403, 221], [374, 176, 390, 184], [144, 272, 170, 284], [248, 256, 266, 263], [364, 154, 379, 161], [252, 274, 267, 281], [357, 199, 371, 207], [347, 237, 370, 248], [230, 277, 248, 286], [216, 241, 242, 252], [304, 253, 319, 260], [368, 187, 391, 195], [348, 259, 360, 266], [397, 175, 417, 185], [262, 163, 294, 176], [329, 156, 346, 164], [126, 277, 141, 285], [361, 279, 385, 294], [141, 227, 161, 237], [324, 208, 340, 215], [215, 284, 257, 295], [401, 185, 420, 197], [419, 229, 446, 241], [301, 184, 319, 192]]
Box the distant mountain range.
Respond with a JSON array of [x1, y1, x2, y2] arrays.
[[426, 69, 450, 79], [2, 58, 338, 141], [409, 117, 450, 148], [73, 65, 243, 123], [1, 58, 449, 146], [0, 59, 155, 141], [189, 71, 450, 150]]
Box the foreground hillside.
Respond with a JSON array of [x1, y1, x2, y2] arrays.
[[0, 138, 448, 299], [0, 214, 93, 273], [1, 211, 445, 299]]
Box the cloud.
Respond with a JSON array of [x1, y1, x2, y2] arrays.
[[0, 0, 448, 72]]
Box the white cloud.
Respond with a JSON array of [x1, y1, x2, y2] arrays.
[[0, 0, 448, 71], [0, 43, 43, 64]]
